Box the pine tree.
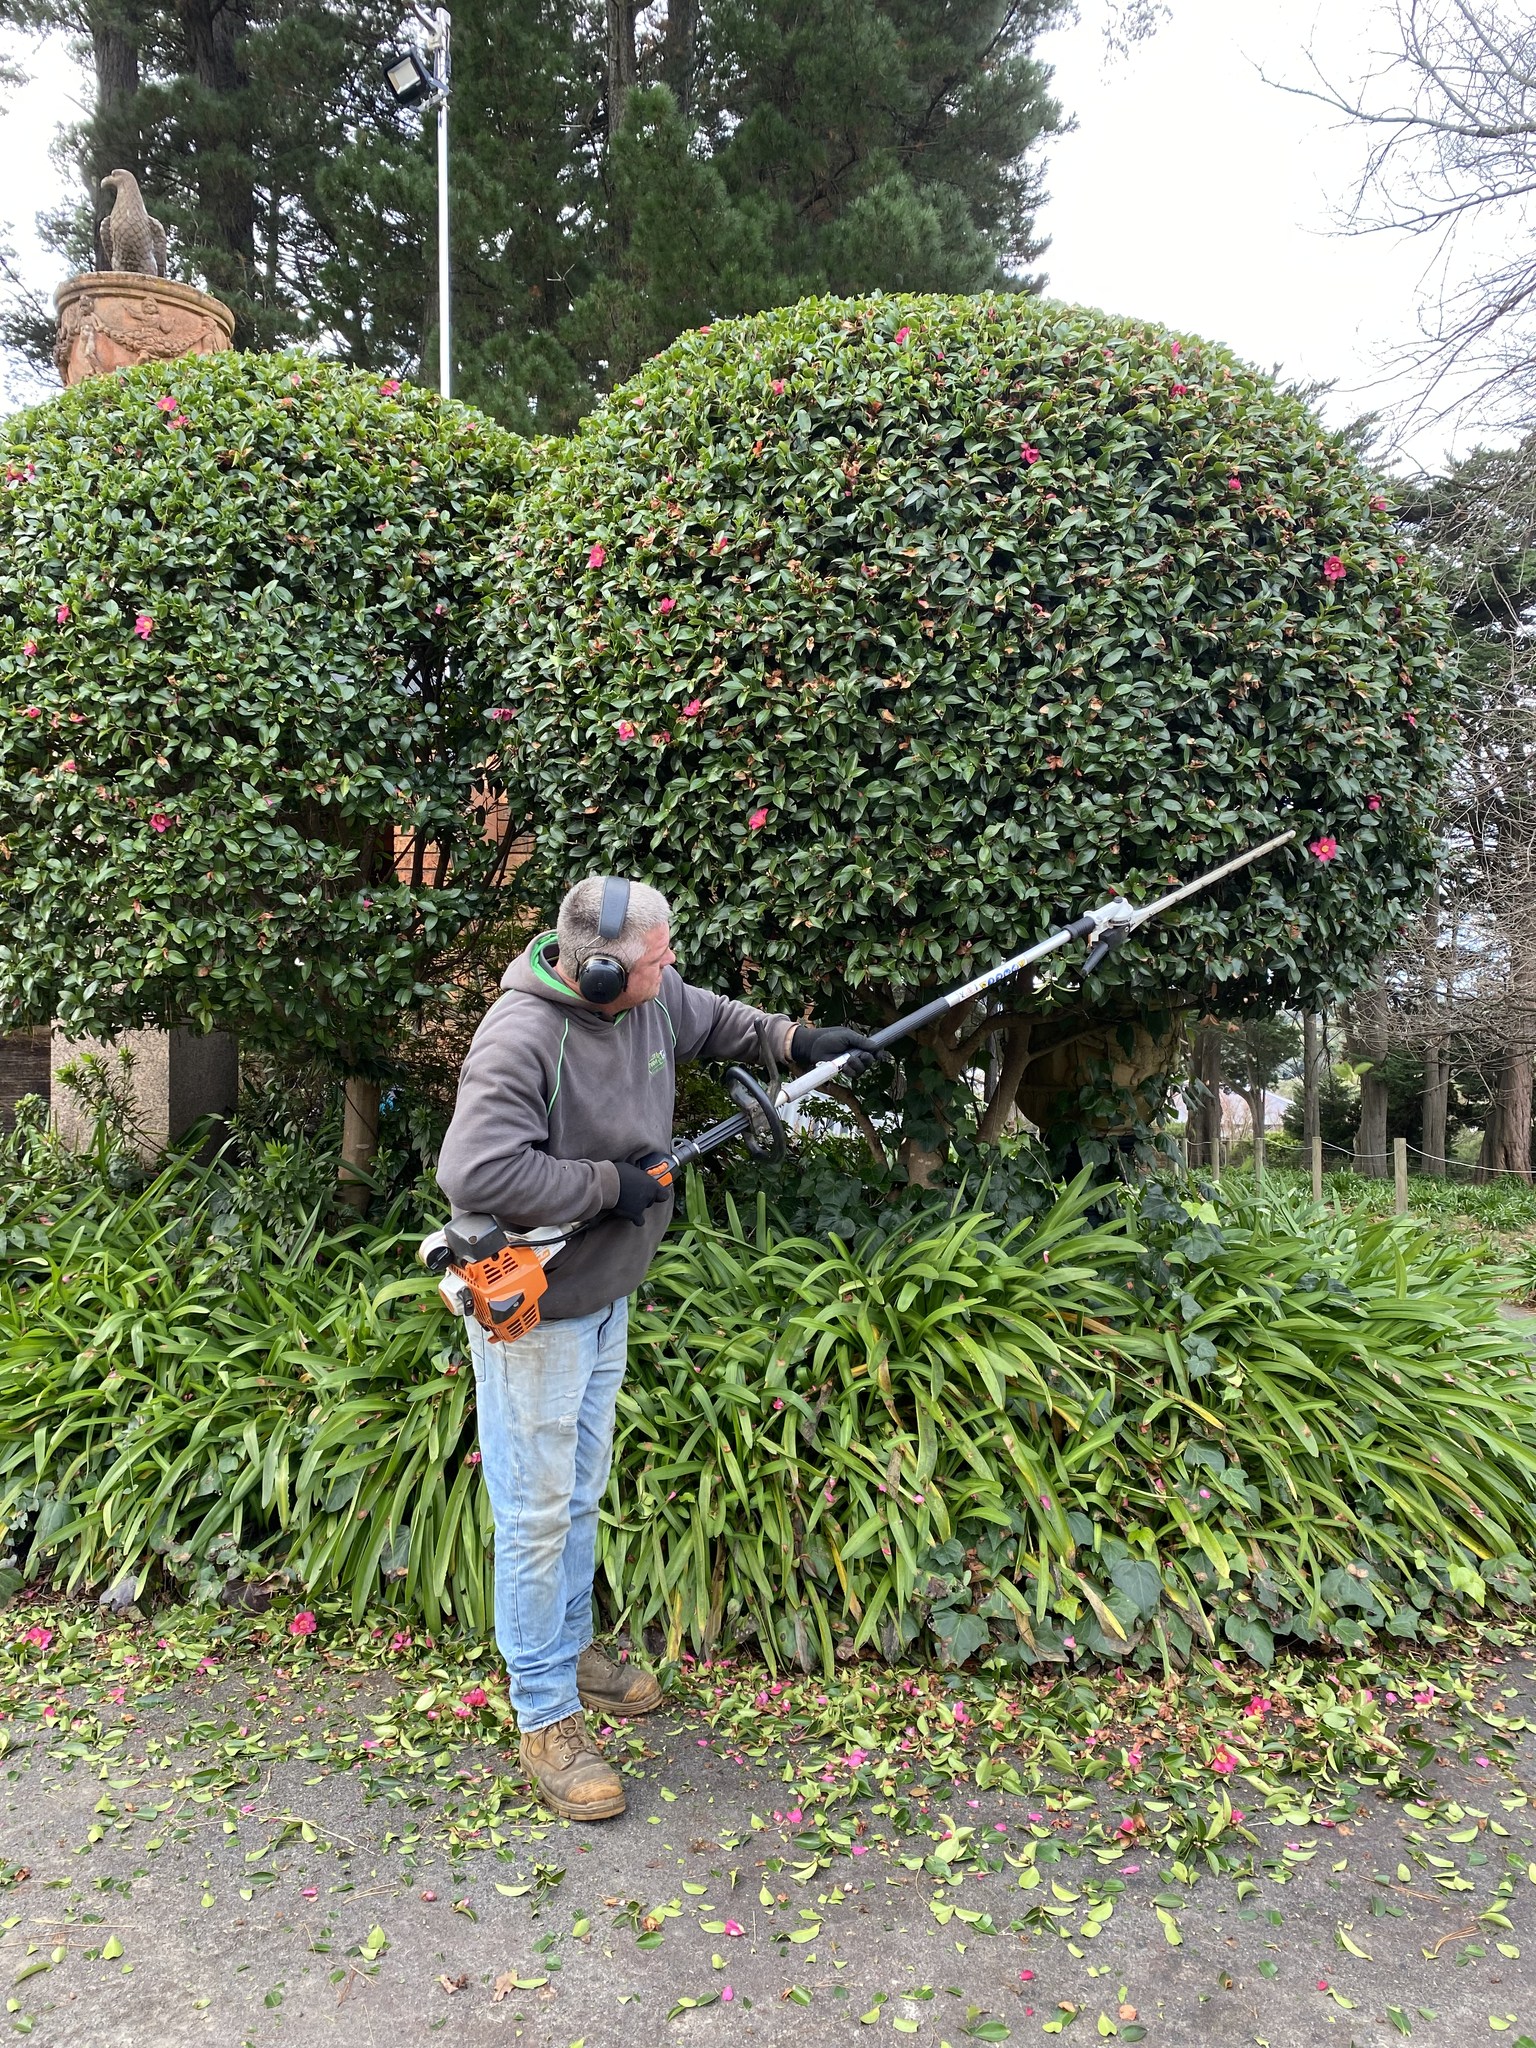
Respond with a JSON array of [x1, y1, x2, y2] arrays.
[[2, 0, 1067, 426]]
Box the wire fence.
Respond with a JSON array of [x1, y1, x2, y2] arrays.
[[1164, 1127, 1536, 1227]]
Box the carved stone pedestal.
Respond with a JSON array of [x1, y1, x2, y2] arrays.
[[49, 1027, 238, 1162], [53, 273, 234, 387]]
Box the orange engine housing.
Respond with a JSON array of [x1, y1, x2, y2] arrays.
[[457, 1242, 550, 1343]]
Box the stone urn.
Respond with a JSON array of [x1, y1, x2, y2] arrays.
[[53, 271, 234, 388]]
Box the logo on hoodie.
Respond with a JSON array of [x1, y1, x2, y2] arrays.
[[648, 1049, 667, 1074]]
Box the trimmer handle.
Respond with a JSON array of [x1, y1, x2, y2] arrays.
[[634, 1149, 677, 1192]]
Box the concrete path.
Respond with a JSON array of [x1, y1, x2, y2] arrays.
[[5, 1651, 1536, 2047]]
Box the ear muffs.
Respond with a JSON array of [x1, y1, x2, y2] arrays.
[[577, 876, 631, 1004]]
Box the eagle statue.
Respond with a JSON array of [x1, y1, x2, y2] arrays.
[[97, 170, 169, 278]]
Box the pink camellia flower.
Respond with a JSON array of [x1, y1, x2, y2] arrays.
[[771, 379, 786, 396], [133, 613, 153, 639], [59, 759, 77, 773], [721, 1987, 735, 2003], [1211, 1745, 1238, 1775], [1316, 1980, 1329, 1993], [21, 1625, 52, 1649], [894, 326, 911, 344], [465, 1448, 481, 1465], [22, 640, 37, 657], [390, 1630, 412, 1652], [1322, 555, 1346, 583], [722, 1919, 745, 1937], [616, 718, 637, 741], [748, 806, 769, 829], [379, 378, 401, 397], [1371, 494, 1388, 512], [1245, 1695, 1271, 1718], [1405, 709, 1418, 727], [681, 698, 703, 718], [1395, 552, 1407, 565], [1309, 835, 1339, 863], [1020, 444, 1040, 465], [56, 604, 70, 624], [1227, 475, 1242, 492], [156, 395, 177, 412], [23, 705, 40, 718], [1170, 381, 1188, 396], [1366, 793, 1382, 812], [150, 812, 171, 833], [462, 1686, 488, 1709], [587, 543, 607, 570], [290, 371, 303, 387], [1169, 339, 1182, 358], [289, 1610, 317, 1637], [658, 596, 676, 614]]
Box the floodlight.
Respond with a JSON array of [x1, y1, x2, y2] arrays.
[[383, 46, 437, 107]]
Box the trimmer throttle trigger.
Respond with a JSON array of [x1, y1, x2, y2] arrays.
[[634, 1149, 677, 1192]]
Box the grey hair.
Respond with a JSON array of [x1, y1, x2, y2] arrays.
[[556, 875, 671, 977]]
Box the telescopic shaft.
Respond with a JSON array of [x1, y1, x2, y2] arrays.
[[667, 829, 1296, 1170]]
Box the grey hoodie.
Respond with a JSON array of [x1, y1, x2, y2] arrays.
[[436, 933, 793, 1320]]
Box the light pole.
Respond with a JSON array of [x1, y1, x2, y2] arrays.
[[382, 6, 452, 399]]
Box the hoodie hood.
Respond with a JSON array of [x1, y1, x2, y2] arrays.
[[502, 931, 592, 1008]]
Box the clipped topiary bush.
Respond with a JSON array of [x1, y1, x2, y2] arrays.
[[0, 353, 529, 1096], [473, 293, 1456, 1150]]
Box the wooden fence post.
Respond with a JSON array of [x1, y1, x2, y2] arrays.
[[1310, 1131, 1323, 1202], [1393, 1136, 1408, 1215]]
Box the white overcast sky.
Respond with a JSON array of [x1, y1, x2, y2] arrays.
[[0, 0, 1514, 469]]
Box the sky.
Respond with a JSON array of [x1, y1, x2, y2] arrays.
[[0, 0, 1515, 467]]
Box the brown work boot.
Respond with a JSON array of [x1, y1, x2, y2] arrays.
[[519, 1711, 625, 1821], [576, 1642, 664, 1719]]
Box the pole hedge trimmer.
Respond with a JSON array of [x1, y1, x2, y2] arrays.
[[420, 830, 1295, 1343]]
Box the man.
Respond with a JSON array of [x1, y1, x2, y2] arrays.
[[437, 875, 878, 1821]]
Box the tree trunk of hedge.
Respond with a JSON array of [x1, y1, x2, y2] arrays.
[[338, 1078, 381, 1212]]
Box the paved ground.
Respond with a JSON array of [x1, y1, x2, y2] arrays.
[[5, 1655, 1536, 2048]]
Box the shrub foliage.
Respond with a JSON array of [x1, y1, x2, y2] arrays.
[[3, 1120, 1532, 1675], [0, 353, 528, 1075], [474, 293, 1455, 1138]]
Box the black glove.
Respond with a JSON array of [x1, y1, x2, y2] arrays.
[[790, 1024, 883, 1079], [610, 1158, 671, 1225]]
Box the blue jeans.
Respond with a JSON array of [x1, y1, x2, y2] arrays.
[[466, 1297, 629, 1733]]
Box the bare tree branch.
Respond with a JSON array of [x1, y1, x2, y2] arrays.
[[1265, 1, 1536, 434]]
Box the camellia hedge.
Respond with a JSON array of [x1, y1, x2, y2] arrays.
[[472, 293, 1455, 1129], [0, 352, 528, 1076]]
